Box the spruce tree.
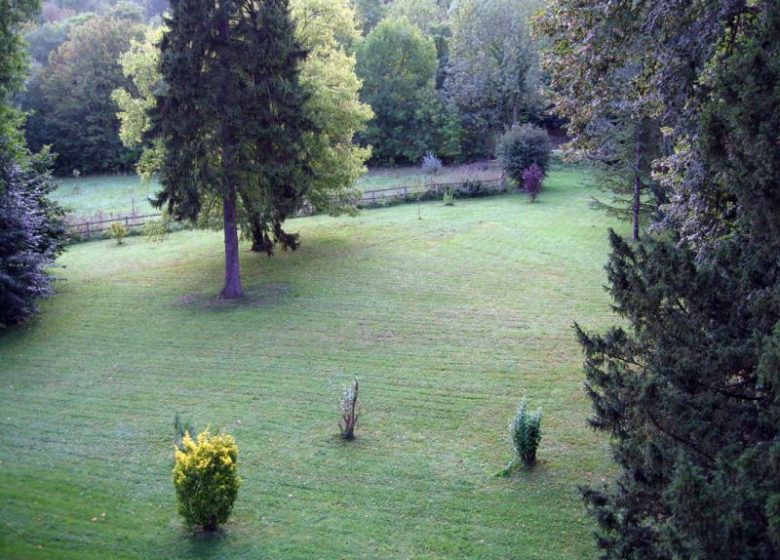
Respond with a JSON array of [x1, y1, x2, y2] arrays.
[[151, 0, 312, 298]]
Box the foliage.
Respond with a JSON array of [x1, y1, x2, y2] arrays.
[[117, 1, 370, 249], [107, 221, 128, 244], [0, 147, 67, 327], [151, 0, 313, 297], [496, 124, 550, 184], [351, 0, 384, 34], [421, 152, 442, 177], [339, 378, 360, 440], [521, 164, 543, 202], [23, 15, 143, 175], [290, 0, 372, 218], [445, 0, 544, 159], [568, 2, 780, 558], [142, 215, 170, 242], [356, 18, 454, 164], [173, 430, 240, 532], [23, 12, 95, 65], [0, 0, 68, 328], [173, 412, 196, 450], [535, 0, 664, 241], [442, 187, 454, 206], [509, 398, 542, 468]]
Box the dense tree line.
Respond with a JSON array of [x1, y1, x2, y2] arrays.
[[18, 0, 548, 173], [539, 1, 780, 558]]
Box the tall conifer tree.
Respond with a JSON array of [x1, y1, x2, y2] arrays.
[[539, 1, 780, 557], [151, 0, 312, 298]]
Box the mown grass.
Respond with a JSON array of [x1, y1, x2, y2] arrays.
[[1, 167, 621, 559]]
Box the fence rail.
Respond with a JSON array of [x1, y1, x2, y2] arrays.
[[66, 174, 506, 238]]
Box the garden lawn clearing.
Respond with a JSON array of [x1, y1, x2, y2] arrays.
[[1, 167, 622, 559]]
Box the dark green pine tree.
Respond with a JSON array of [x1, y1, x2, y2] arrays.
[[575, 3, 780, 558], [151, 0, 312, 298]]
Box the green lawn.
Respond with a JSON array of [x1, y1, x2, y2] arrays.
[[53, 162, 504, 219], [1, 167, 620, 559], [54, 174, 160, 219]]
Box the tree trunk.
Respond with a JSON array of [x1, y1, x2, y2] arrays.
[[632, 123, 643, 242], [217, 10, 243, 300], [220, 184, 243, 299]]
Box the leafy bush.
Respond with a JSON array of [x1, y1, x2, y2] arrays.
[[173, 430, 240, 532], [510, 399, 542, 468], [143, 216, 170, 242], [496, 124, 552, 185], [108, 221, 128, 245], [522, 164, 544, 202], [442, 187, 455, 206], [339, 378, 361, 440]]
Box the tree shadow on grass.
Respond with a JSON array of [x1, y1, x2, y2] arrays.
[[176, 282, 293, 313]]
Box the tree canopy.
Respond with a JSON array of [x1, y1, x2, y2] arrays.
[[23, 14, 143, 174]]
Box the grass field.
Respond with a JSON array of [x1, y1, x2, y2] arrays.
[[53, 162, 504, 219], [1, 167, 622, 559]]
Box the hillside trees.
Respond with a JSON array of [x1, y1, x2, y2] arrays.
[[23, 14, 143, 174], [539, 1, 780, 557], [356, 18, 459, 164], [445, 0, 544, 159], [151, 0, 313, 298]]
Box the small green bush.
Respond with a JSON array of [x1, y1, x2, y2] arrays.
[[108, 221, 128, 245], [442, 187, 455, 206], [496, 124, 552, 186], [173, 430, 240, 532], [510, 399, 542, 468], [143, 216, 170, 242]]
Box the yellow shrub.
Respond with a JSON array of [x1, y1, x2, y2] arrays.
[[173, 430, 240, 532]]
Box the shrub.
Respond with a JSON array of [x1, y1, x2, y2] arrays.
[[496, 124, 551, 185], [421, 152, 443, 178], [143, 216, 170, 242], [108, 221, 128, 245], [522, 164, 544, 202], [339, 378, 361, 440], [510, 399, 542, 468], [442, 187, 455, 206], [173, 430, 240, 532]]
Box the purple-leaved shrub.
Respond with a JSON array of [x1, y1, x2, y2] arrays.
[[522, 164, 544, 202]]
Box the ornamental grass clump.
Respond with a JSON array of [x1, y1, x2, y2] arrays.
[[339, 378, 361, 440], [173, 430, 240, 533], [510, 399, 542, 468]]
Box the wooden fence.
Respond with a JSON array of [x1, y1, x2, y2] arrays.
[[66, 174, 506, 238], [65, 212, 162, 238]]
